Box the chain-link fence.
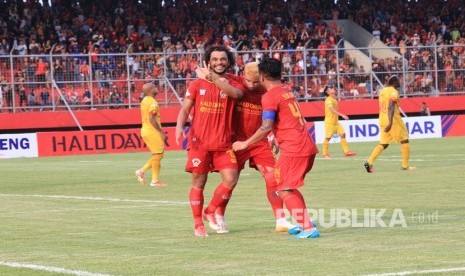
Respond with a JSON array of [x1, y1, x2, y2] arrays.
[[1, 43, 463, 113]]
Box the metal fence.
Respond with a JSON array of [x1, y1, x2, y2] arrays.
[[0, 43, 463, 113]]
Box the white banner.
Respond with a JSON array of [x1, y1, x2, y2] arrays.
[[0, 133, 39, 158], [314, 116, 442, 144]]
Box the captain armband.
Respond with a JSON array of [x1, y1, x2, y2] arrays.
[[262, 110, 276, 120]]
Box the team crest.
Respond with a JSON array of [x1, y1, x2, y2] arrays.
[[192, 158, 201, 167], [220, 91, 227, 98], [200, 89, 206, 95]]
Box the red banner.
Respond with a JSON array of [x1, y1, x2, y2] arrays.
[[4, 95, 465, 131], [37, 127, 183, 157]]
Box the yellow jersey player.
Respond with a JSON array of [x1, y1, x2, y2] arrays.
[[364, 75, 416, 173], [135, 82, 169, 186], [322, 85, 356, 158]]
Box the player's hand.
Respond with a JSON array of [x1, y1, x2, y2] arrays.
[[232, 141, 248, 151], [195, 61, 220, 83], [195, 66, 210, 81], [175, 126, 186, 146], [195, 61, 212, 80], [384, 124, 392, 132], [342, 115, 349, 120], [272, 144, 280, 155]]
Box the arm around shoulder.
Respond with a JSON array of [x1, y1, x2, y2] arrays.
[[211, 77, 243, 99]]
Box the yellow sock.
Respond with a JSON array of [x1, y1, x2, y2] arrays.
[[141, 158, 151, 172], [401, 143, 410, 168], [341, 138, 349, 153], [368, 145, 385, 165], [151, 153, 164, 182], [323, 140, 329, 155]]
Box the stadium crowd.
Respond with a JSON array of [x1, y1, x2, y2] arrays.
[[0, 0, 464, 111]]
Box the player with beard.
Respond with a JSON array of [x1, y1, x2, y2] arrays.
[[215, 62, 296, 233], [175, 45, 245, 237]]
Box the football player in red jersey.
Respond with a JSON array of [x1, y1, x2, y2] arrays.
[[233, 57, 320, 239], [175, 45, 245, 237], [217, 62, 296, 233]]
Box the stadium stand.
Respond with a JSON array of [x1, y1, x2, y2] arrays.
[[0, 0, 464, 113]]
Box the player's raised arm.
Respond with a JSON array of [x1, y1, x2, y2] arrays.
[[209, 73, 243, 99], [195, 62, 243, 99]]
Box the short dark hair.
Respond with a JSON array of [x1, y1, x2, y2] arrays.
[[386, 75, 400, 88], [323, 86, 332, 96], [203, 45, 236, 69], [258, 57, 282, 80]]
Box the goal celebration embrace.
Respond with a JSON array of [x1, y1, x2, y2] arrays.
[[3, 0, 465, 275], [173, 45, 321, 239]]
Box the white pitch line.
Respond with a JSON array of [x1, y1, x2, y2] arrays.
[[385, 154, 465, 157], [316, 157, 465, 162], [0, 261, 116, 276], [78, 160, 113, 163], [362, 266, 465, 276], [0, 194, 188, 205], [78, 158, 186, 163], [0, 204, 160, 215]]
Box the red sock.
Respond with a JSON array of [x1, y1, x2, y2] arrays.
[[189, 186, 204, 227], [205, 183, 233, 215], [266, 185, 285, 219], [282, 190, 312, 230], [293, 189, 307, 210], [264, 171, 284, 219]]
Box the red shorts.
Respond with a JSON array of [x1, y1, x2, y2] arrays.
[[274, 154, 316, 191], [235, 143, 275, 172], [185, 148, 238, 174]]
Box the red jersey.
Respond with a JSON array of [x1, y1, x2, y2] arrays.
[[186, 74, 245, 151], [233, 81, 267, 146], [261, 84, 318, 157]]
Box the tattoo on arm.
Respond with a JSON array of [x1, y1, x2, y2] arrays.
[[260, 125, 272, 131]]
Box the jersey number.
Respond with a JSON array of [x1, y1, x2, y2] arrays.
[[288, 102, 304, 125]]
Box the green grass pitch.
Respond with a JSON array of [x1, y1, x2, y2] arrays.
[[0, 137, 464, 275]]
